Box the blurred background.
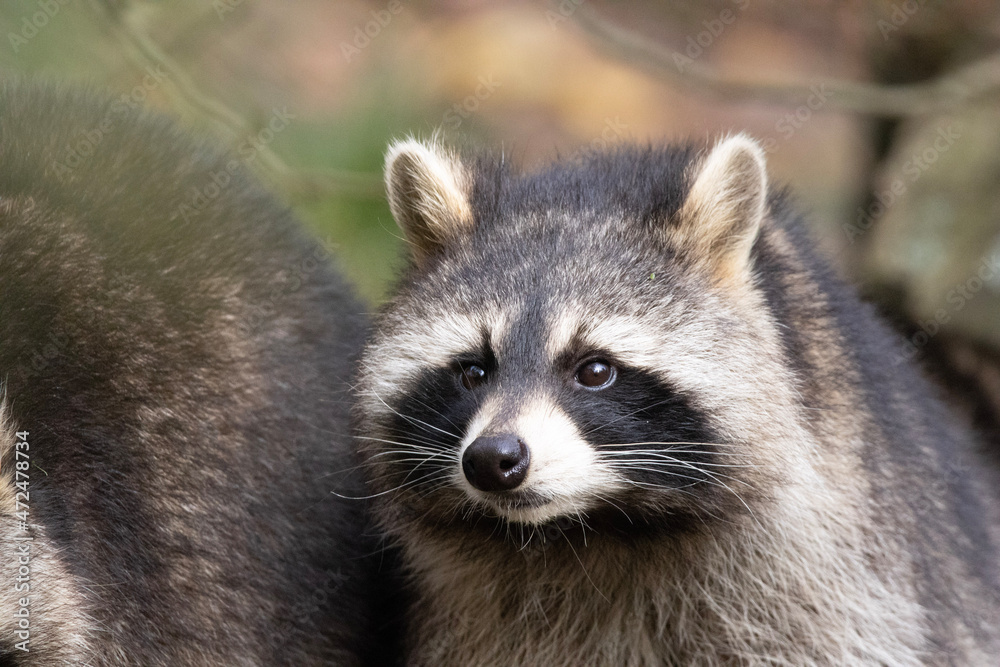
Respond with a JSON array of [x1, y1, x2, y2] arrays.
[[2, 0, 999, 375]]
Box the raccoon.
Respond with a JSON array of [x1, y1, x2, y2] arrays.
[[0, 82, 387, 665], [355, 135, 1000, 665]]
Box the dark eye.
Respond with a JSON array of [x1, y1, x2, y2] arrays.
[[458, 363, 487, 391], [576, 360, 616, 390]]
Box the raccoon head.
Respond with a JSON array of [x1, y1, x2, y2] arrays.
[[356, 136, 803, 539]]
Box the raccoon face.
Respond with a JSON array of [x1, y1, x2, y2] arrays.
[[357, 136, 796, 535]]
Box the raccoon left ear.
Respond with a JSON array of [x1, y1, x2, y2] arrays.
[[384, 138, 473, 264], [671, 134, 767, 286]]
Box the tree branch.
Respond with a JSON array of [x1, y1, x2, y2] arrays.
[[570, 4, 1000, 117], [87, 0, 385, 201]]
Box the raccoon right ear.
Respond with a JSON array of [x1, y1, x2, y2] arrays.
[[384, 139, 473, 263], [670, 134, 768, 287]]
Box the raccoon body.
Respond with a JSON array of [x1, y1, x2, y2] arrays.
[[356, 136, 1000, 665], [0, 83, 383, 665]]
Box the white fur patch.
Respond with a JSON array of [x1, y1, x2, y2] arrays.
[[458, 394, 624, 525], [546, 308, 694, 390], [543, 308, 582, 361], [362, 309, 511, 410]]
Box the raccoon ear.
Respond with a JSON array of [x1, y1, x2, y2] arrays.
[[672, 134, 767, 285], [384, 139, 473, 263]]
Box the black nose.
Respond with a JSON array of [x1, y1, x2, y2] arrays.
[[462, 434, 530, 492]]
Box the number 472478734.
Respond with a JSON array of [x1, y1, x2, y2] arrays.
[[14, 431, 29, 532]]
